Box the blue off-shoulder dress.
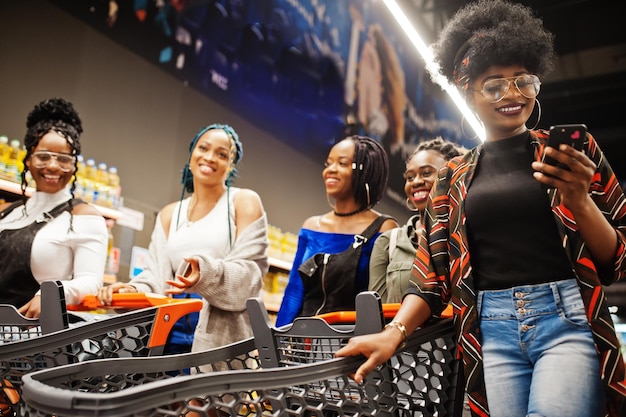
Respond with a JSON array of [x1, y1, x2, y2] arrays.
[[275, 228, 381, 326]]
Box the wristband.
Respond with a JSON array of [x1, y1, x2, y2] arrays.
[[384, 320, 408, 350]]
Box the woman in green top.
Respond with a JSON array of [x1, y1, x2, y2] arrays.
[[368, 138, 465, 303]]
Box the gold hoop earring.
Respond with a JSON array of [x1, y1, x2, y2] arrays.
[[405, 198, 419, 212], [526, 99, 542, 130], [461, 114, 479, 140], [326, 193, 336, 211], [365, 183, 371, 208]]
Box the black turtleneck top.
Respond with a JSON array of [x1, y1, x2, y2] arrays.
[[465, 131, 575, 290]]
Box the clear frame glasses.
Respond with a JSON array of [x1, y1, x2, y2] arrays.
[[31, 151, 76, 172], [475, 74, 541, 103]]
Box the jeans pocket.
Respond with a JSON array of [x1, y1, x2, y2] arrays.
[[558, 291, 589, 328]]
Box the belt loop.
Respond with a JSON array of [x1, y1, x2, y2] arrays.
[[550, 281, 562, 308], [476, 290, 484, 315]]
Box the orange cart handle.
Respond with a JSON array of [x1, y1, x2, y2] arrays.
[[68, 293, 204, 349], [315, 302, 453, 324], [68, 293, 198, 311]]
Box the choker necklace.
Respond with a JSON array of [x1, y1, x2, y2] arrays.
[[334, 207, 366, 217]]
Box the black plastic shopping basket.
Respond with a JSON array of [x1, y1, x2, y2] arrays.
[[0, 281, 203, 415], [20, 291, 463, 417]]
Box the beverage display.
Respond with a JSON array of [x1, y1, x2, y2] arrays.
[[0, 133, 123, 209], [0, 135, 10, 177], [5, 139, 23, 182]]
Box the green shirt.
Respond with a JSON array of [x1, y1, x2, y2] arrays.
[[368, 214, 420, 303]]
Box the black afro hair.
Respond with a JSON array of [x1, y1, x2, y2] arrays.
[[431, 0, 556, 85], [24, 97, 82, 154]]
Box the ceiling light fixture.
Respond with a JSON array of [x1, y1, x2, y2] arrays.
[[382, 0, 486, 141]]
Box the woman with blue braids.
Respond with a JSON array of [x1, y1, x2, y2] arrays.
[[97, 124, 269, 360]]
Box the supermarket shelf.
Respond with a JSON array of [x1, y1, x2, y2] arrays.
[[261, 290, 283, 313], [268, 257, 292, 272], [264, 258, 290, 313], [103, 274, 117, 285], [92, 205, 122, 220], [0, 178, 122, 220]]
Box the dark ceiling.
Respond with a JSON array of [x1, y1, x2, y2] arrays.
[[403, 0, 626, 179]]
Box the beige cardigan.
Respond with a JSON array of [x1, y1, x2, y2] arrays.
[[131, 214, 269, 356], [186, 214, 269, 353]]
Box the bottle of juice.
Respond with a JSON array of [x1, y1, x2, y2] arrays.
[[6, 139, 23, 182], [76, 154, 86, 178], [94, 162, 109, 206], [83, 158, 97, 203], [0, 135, 10, 180], [107, 166, 121, 208], [74, 155, 86, 199]]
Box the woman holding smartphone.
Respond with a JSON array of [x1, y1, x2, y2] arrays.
[[336, 1, 626, 416], [98, 124, 268, 360]]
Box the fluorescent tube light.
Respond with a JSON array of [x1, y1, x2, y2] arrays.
[[382, 0, 486, 141]]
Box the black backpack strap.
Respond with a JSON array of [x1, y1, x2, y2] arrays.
[[0, 199, 25, 220], [352, 215, 395, 249], [44, 198, 87, 220], [361, 215, 395, 239]]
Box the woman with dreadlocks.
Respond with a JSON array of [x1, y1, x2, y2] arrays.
[[97, 124, 268, 356], [0, 97, 108, 318], [337, 1, 626, 416], [275, 135, 398, 327]]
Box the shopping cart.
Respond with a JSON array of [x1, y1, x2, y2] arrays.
[[0, 281, 203, 416], [20, 291, 463, 417], [0, 281, 73, 343]]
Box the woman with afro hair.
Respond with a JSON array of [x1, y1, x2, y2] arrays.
[[337, 1, 626, 416], [0, 98, 108, 318]]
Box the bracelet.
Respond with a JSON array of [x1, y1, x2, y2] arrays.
[[384, 320, 408, 350]]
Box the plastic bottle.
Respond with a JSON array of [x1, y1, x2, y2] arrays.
[[6, 139, 23, 182], [74, 155, 86, 199], [0, 135, 10, 179], [76, 155, 86, 178], [92, 162, 109, 206], [83, 158, 97, 203], [107, 166, 121, 208], [84, 158, 97, 181]]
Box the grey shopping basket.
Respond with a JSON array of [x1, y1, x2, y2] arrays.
[[0, 281, 72, 342], [0, 281, 202, 415], [21, 291, 463, 417]]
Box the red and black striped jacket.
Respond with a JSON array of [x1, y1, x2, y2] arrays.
[[409, 129, 626, 417]]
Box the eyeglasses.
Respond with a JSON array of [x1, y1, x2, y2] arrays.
[[475, 74, 541, 103], [31, 151, 76, 172]]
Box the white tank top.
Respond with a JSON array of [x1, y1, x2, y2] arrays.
[[166, 188, 238, 273]]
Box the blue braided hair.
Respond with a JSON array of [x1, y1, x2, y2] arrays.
[[176, 124, 244, 248]]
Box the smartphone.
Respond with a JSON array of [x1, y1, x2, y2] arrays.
[[542, 124, 587, 169], [179, 261, 192, 278]]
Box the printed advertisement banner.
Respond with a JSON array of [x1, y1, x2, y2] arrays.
[[49, 0, 479, 204]]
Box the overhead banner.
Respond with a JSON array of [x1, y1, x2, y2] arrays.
[[49, 0, 479, 204]]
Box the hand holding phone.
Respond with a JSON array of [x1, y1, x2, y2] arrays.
[[542, 124, 587, 169], [165, 259, 197, 295]]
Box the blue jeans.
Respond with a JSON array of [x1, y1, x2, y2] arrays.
[[477, 279, 605, 417]]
